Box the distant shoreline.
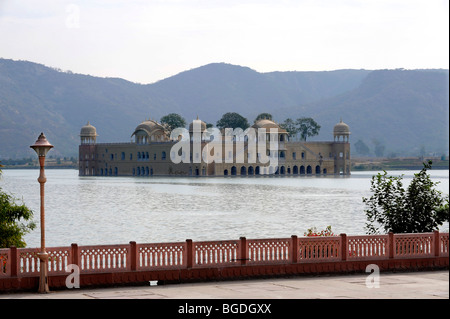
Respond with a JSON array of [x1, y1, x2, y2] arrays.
[[351, 156, 449, 171], [2, 157, 448, 172]]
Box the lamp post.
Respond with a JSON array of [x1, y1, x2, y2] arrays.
[[30, 132, 53, 293]]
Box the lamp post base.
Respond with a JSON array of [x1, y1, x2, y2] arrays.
[[37, 252, 50, 293]]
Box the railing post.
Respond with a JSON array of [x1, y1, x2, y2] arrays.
[[291, 235, 298, 263], [240, 237, 247, 266], [388, 232, 394, 258], [434, 230, 440, 257], [186, 239, 193, 268], [71, 243, 79, 268], [10, 246, 18, 277], [340, 234, 347, 261], [129, 241, 137, 271]]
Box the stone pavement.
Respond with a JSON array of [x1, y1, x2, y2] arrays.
[[0, 270, 448, 300]]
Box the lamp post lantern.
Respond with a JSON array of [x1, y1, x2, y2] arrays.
[[30, 132, 53, 293]]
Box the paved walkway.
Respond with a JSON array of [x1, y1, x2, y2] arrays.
[[1, 270, 448, 299]]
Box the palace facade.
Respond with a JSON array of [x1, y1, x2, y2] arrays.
[[79, 118, 351, 177]]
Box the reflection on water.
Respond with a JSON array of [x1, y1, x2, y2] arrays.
[[1, 169, 448, 247]]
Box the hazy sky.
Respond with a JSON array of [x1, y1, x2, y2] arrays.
[[0, 0, 448, 84]]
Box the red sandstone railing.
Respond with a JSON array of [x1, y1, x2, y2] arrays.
[[0, 231, 448, 279]]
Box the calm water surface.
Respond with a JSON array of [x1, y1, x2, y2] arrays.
[[1, 169, 448, 248]]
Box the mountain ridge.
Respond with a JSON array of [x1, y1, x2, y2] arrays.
[[0, 58, 448, 159]]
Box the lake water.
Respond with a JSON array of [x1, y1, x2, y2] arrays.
[[1, 169, 448, 248]]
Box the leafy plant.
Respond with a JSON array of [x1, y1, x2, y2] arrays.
[[160, 113, 186, 132], [255, 113, 273, 122], [216, 112, 250, 130], [363, 161, 449, 234], [280, 118, 298, 136], [295, 117, 321, 141], [304, 225, 335, 237], [0, 163, 36, 248]]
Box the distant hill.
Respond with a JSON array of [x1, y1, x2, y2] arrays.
[[0, 58, 448, 159], [281, 69, 449, 156], [145, 63, 371, 122]]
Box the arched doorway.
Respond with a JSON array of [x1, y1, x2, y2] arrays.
[[300, 166, 305, 174]]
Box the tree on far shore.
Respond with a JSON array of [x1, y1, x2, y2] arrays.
[[354, 139, 370, 156]]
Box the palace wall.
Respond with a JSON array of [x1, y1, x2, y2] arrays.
[[79, 119, 351, 177]]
